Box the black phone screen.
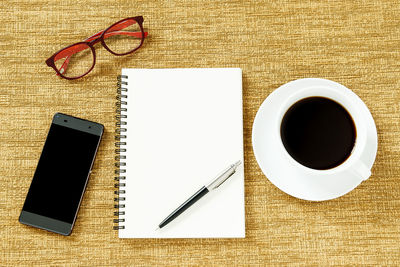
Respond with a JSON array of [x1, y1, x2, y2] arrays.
[[22, 123, 101, 224]]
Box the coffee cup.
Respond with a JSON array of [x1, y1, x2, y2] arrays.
[[252, 78, 377, 201]]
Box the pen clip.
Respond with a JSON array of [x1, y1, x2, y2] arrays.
[[206, 161, 241, 190], [212, 170, 236, 189]]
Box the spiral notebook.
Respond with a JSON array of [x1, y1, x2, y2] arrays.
[[114, 68, 245, 238]]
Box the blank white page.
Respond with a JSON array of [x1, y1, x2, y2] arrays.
[[119, 68, 245, 238]]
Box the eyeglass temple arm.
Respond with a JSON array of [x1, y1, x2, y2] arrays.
[[57, 20, 147, 75]]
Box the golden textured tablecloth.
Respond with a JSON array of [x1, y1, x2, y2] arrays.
[[1, 0, 399, 266]]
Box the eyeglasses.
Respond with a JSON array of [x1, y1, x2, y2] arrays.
[[45, 16, 148, 80]]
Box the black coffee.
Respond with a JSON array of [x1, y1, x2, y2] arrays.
[[280, 97, 356, 170]]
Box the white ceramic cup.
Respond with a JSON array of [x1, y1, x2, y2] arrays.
[[252, 78, 378, 201]]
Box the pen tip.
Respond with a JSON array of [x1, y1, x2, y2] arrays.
[[155, 227, 160, 231]]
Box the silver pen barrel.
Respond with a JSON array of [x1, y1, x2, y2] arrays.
[[206, 160, 242, 190]]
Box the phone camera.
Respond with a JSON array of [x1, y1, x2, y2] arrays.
[[64, 119, 68, 122], [88, 126, 92, 129]]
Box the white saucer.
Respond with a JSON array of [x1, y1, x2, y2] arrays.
[[252, 78, 378, 201]]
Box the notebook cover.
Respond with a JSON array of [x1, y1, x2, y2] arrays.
[[117, 68, 245, 238]]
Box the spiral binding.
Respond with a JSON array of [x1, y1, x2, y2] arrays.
[[113, 75, 128, 230]]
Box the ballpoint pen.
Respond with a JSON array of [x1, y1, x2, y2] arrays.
[[157, 160, 242, 229]]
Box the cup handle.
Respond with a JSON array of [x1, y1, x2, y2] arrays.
[[350, 161, 371, 181]]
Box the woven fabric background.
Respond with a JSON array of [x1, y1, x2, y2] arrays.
[[1, 0, 400, 266]]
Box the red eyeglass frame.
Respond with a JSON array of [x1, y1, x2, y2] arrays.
[[45, 16, 148, 80]]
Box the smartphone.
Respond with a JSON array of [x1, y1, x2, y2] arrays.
[[19, 113, 103, 236]]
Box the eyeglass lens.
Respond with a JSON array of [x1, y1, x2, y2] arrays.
[[54, 43, 94, 79], [103, 18, 143, 54]]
